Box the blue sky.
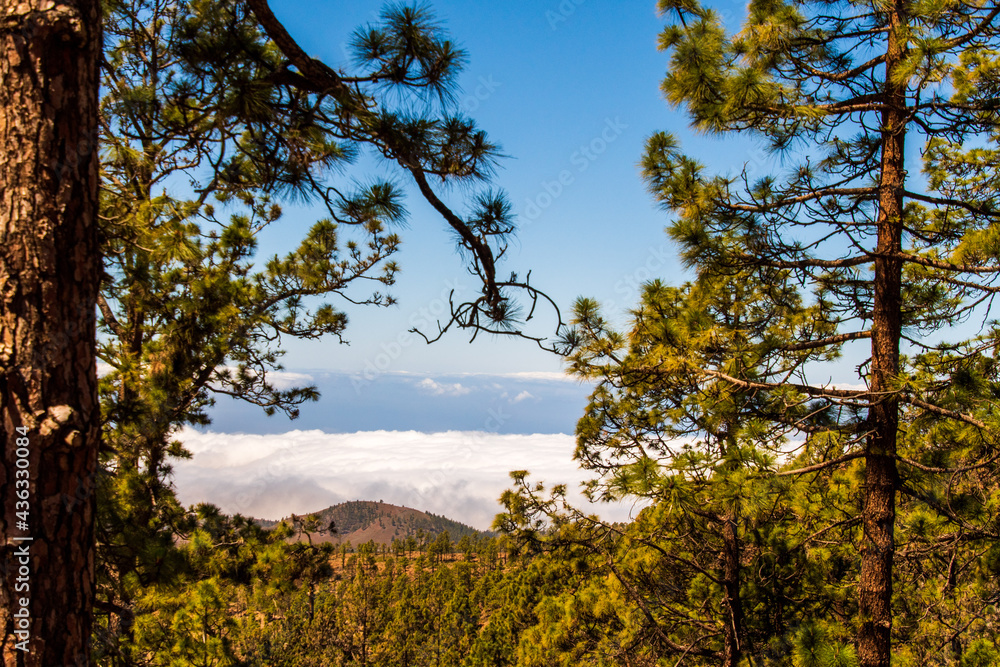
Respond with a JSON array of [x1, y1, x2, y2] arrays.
[[206, 371, 592, 435], [251, 0, 763, 376], [174, 0, 790, 527]]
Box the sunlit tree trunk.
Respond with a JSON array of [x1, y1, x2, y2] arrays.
[[859, 2, 907, 664]]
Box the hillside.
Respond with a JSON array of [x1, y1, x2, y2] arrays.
[[256, 500, 486, 546]]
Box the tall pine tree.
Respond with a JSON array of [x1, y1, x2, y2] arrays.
[[639, 0, 1000, 664]]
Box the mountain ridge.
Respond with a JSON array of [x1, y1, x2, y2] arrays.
[[254, 500, 488, 546]]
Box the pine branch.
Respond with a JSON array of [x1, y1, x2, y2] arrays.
[[697, 367, 870, 400], [736, 254, 872, 270], [97, 293, 127, 339], [896, 453, 999, 475], [725, 187, 878, 214], [780, 330, 871, 352], [408, 167, 501, 308], [800, 54, 887, 83], [246, 0, 516, 318], [903, 189, 1000, 220], [604, 556, 722, 659], [901, 396, 988, 430], [775, 451, 865, 477], [941, 6, 1000, 50]]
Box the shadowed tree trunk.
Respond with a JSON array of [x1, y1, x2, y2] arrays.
[[721, 506, 747, 667], [0, 2, 101, 665]]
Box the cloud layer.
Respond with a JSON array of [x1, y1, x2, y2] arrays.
[[172, 428, 637, 530]]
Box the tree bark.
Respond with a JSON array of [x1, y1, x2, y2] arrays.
[[721, 507, 747, 667], [0, 2, 102, 665], [858, 1, 907, 665]]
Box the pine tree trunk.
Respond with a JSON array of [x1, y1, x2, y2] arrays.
[[858, 2, 907, 665], [721, 508, 746, 667], [0, 2, 101, 665]]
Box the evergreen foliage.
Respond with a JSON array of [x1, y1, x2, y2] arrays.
[[501, 0, 1000, 665], [84, 1, 1000, 665], [93, 0, 543, 660]]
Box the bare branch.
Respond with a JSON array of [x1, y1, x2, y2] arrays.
[[775, 451, 865, 476], [902, 396, 988, 430], [781, 330, 871, 352]]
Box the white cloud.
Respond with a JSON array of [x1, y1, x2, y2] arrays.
[[214, 366, 315, 391], [415, 378, 472, 397], [829, 381, 868, 392], [345, 370, 587, 384], [266, 370, 317, 390], [511, 390, 534, 403], [95, 364, 314, 391], [172, 428, 638, 529], [458, 370, 583, 383]]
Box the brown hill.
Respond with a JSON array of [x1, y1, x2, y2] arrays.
[[256, 500, 486, 546]]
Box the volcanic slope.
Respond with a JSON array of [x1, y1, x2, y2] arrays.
[[257, 500, 485, 545]]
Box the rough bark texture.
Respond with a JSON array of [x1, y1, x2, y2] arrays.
[[721, 508, 746, 667], [858, 2, 906, 665], [0, 2, 102, 665]]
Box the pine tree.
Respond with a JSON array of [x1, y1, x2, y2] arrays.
[[557, 278, 819, 665], [93, 0, 553, 657], [636, 0, 1000, 664], [94, 0, 399, 650]]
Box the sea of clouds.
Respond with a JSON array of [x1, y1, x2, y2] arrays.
[[171, 428, 640, 530]]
